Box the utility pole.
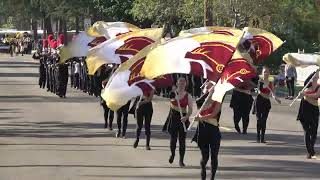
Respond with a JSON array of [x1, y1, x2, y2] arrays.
[[204, 0, 213, 26]]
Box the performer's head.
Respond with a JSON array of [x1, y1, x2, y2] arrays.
[[262, 66, 270, 79], [176, 77, 187, 91]]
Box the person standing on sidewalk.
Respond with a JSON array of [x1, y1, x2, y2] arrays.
[[285, 63, 297, 100]]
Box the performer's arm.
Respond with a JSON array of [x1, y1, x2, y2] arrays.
[[303, 88, 320, 98]]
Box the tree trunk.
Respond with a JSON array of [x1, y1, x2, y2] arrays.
[[58, 19, 63, 33], [44, 15, 53, 35], [62, 19, 68, 45], [32, 19, 38, 42], [75, 16, 79, 33], [204, 0, 213, 26]]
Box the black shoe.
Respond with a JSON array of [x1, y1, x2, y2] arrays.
[[108, 127, 113, 131], [242, 131, 247, 135], [307, 154, 312, 159], [201, 169, 206, 180], [146, 146, 151, 150], [261, 140, 267, 143], [169, 155, 174, 164], [235, 125, 241, 134], [133, 139, 139, 148], [116, 132, 121, 138], [122, 133, 126, 139], [179, 161, 185, 167], [104, 124, 108, 129], [256, 135, 260, 143]]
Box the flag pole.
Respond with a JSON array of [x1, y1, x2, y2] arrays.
[[174, 91, 187, 132], [289, 68, 319, 107]]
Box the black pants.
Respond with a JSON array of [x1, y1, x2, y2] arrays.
[[256, 95, 271, 141], [301, 119, 319, 156], [170, 121, 186, 163], [299, 100, 319, 156], [116, 101, 130, 136], [231, 91, 253, 134], [199, 125, 221, 180], [286, 78, 295, 97], [39, 68, 46, 89], [46, 67, 50, 91], [9, 45, 14, 57], [70, 74, 74, 88], [102, 102, 114, 128], [233, 107, 250, 134], [74, 73, 79, 89], [136, 102, 153, 146]]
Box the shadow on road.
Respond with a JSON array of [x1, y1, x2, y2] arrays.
[[0, 73, 39, 77], [0, 61, 38, 65], [0, 95, 98, 103]]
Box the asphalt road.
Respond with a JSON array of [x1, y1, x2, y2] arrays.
[[0, 54, 319, 180]]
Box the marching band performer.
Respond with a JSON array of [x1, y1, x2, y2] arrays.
[[133, 89, 155, 150], [254, 66, 281, 143], [297, 71, 320, 159], [163, 77, 193, 167], [194, 81, 221, 180], [99, 65, 115, 130], [230, 87, 253, 134]]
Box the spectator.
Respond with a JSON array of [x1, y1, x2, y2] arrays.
[[285, 63, 297, 100]]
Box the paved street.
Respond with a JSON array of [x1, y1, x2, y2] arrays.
[[0, 55, 319, 180]]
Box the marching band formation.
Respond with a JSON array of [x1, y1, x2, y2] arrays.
[[31, 22, 319, 180]]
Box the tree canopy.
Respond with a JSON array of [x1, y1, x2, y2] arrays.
[[0, 0, 318, 67]]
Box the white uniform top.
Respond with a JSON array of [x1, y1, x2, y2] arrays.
[[74, 62, 80, 74]]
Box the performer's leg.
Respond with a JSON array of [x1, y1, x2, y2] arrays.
[[260, 109, 270, 143], [242, 112, 250, 134], [134, 108, 144, 148], [233, 108, 241, 134], [310, 117, 319, 156], [200, 145, 209, 180], [122, 103, 130, 137], [109, 110, 114, 130], [301, 120, 313, 157], [178, 125, 186, 167], [145, 109, 153, 149], [116, 109, 123, 138], [256, 111, 262, 143], [169, 130, 178, 164], [210, 134, 221, 180], [102, 104, 109, 128]]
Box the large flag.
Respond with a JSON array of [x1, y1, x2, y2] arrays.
[[210, 27, 284, 102], [87, 21, 140, 39], [283, 53, 320, 67], [141, 32, 243, 82], [59, 21, 140, 63], [241, 27, 284, 64], [101, 44, 172, 111], [179, 26, 242, 37], [86, 28, 163, 75], [211, 53, 257, 102]]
